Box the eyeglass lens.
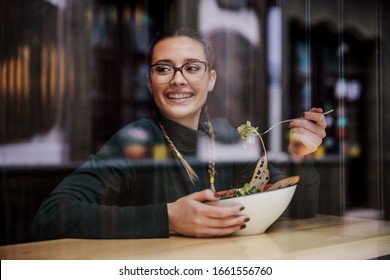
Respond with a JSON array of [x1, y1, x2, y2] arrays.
[[151, 61, 207, 83]]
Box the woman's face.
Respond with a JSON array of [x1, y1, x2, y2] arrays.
[[147, 36, 217, 129]]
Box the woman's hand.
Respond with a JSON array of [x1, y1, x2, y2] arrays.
[[167, 189, 248, 237], [288, 107, 328, 158]]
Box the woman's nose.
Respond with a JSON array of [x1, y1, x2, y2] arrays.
[[170, 69, 187, 85]]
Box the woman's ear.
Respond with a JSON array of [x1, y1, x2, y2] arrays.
[[146, 75, 153, 94], [208, 70, 217, 92]]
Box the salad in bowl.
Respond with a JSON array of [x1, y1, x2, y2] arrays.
[[206, 121, 299, 235], [216, 121, 299, 199]]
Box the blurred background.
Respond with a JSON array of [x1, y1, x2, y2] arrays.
[[1, 0, 390, 245]]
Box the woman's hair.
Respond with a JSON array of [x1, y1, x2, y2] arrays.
[[147, 27, 215, 68], [153, 105, 216, 190], [148, 27, 217, 190]]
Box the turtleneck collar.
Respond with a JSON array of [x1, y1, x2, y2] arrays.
[[158, 113, 205, 156]]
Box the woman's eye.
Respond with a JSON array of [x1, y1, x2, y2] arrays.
[[185, 64, 201, 73], [155, 65, 172, 74]]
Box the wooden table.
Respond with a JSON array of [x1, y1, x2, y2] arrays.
[[1, 215, 390, 260]]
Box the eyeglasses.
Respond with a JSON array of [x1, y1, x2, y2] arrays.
[[149, 60, 209, 83]]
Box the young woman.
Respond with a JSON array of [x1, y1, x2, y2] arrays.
[[34, 28, 327, 240]]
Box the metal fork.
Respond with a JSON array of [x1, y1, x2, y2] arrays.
[[259, 109, 334, 135]]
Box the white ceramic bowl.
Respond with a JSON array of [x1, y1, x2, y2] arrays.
[[206, 185, 297, 235]]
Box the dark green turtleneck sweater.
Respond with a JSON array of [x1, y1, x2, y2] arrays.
[[33, 116, 319, 240]]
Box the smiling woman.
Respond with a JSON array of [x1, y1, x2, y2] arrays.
[[33, 27, 326, 241], [146, 31, 217, 130]]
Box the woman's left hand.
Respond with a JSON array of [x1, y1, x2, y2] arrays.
[[288, 107, 328, 158]]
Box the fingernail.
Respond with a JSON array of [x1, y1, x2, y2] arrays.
[[240, 224, 247, 230], [244, 217, 250, 223], [239, 206, 245, 211], [214, 194, 221, 198]]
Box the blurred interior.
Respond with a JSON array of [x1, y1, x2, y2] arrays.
[[1, 0, 390, 245]]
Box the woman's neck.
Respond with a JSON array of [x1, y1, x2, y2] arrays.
[[159, 112, 201, 130]]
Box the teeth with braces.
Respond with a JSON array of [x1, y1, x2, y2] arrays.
[[168, 93, 192, 99]]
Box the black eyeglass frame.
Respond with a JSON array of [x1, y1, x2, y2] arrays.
[[149, 60, 209, 83]]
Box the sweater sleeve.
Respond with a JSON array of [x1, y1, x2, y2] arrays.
[[33, 120, 170, 240], [33, 156, 169, 240], [281, 158, 320, 218]]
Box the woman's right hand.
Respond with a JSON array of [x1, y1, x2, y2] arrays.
[[167, 189, 248, 237]]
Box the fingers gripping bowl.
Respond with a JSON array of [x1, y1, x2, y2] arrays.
[[206, 184, 297, 235]]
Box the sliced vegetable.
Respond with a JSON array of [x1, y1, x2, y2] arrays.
[[215, 120, 299, 199]]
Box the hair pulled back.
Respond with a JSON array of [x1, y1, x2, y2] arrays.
[[147, 27, 215, 68]]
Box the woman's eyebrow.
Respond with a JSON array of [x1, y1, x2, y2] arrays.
[[153, 58, 203, 65], [153, 59, 174, 65]]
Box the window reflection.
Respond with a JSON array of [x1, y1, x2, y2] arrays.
[[1, 0, 389, 246], [0, 1, 70, 165], [199, 0, 261, 129]]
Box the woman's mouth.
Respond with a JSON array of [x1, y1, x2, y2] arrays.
[[167, 92, 193, 100]]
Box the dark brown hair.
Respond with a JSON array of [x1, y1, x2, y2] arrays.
[[148, 27, 217, 190], [147, 27, 215, 68]]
